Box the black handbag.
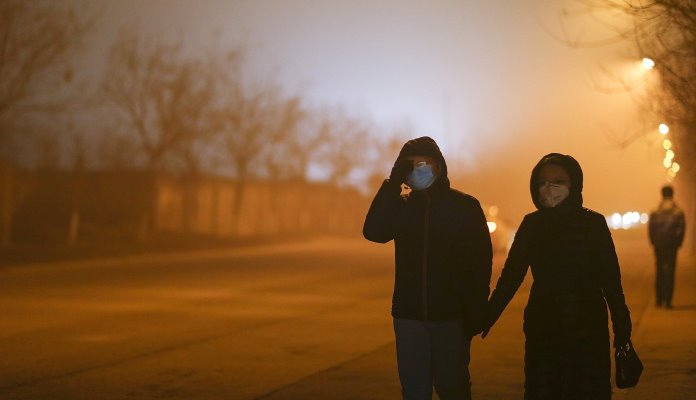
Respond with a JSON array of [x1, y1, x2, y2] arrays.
[[615, 340, 643, 388]]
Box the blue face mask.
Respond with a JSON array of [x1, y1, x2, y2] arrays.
[[407, 163, 437, 190]]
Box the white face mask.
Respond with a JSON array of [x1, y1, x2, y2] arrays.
[[539, 183, 569, 207]]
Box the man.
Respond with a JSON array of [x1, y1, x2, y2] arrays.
[[363, 136, 492, 400], [649, 184, 686, 309]]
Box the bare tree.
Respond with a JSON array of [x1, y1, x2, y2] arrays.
[[260, 97, 335, 183], [261, 96, 306, 182], [556, 0, 696, 250], [95, 127, 142, 170], [0, 0, 91, 246], [318, 110, 372, 187], [554, 1, 695, 174], [101, 33, 221, 173], [0, 1, 91, 142], [102, 33, 226, 237], [215, 82, 283, 217]]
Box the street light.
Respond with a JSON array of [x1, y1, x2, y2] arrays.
[[659, 123, 669, 135], [642, 57, 655, 70], [663, 139, 672, 150]]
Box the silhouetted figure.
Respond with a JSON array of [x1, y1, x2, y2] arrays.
[[484, 153, 632, 400], [363, 136, 492, 400], [648, 185, 685, 309]]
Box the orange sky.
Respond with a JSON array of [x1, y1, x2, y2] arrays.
[[77, 0, 669, 223]]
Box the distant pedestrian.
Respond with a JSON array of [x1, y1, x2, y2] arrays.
[[483, 153, 633, 400], [649, 184, 686, 309], [363, 136, 492, 400]]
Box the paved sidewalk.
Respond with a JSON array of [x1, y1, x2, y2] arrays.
[[618, 253, 696, 400], [259, 245, 696, 400]]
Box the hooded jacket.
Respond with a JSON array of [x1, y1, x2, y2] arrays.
[[363, 137, 492, 331], [486, 153, 633, 397], [649, 198, 685, 249], [488, 153, 632, 345]]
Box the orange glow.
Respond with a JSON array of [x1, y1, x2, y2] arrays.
[[488, 206, 499, 217]]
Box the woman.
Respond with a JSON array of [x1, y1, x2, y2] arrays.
[[484, 153, 632, 400]]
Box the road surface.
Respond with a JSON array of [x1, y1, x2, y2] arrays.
[[0, 230, 685, 399]]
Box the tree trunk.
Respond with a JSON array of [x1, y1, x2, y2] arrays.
[[0, 161, 13, 246], [182, 173, 198, 235], [68, 210, 80, 245], [232, 178, 246, 235]]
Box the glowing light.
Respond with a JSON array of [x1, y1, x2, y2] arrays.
[[487, 221, 497, 233], [611, 213, 622, 226], [642, 57, 655, 70], [663, 139, 672, 150], [610, 213, 621, 229], [671, 162, 680, 173], [488, 206, 499, 217], [659, 123, 669, 135], [663, 158, 673, 168], [666, 150, 675, 160], [608, 211, 648, 230]]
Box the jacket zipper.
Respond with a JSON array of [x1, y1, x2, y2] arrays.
[[422, 193, 431, 320]]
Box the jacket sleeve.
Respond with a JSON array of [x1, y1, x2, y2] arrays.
[[486, 215, 531, 329], [596, 214, 632, 347], [676, 210, 686, 247], [648, 211, 657, 246], [463, 199, 493, 333], [362, 179, 404, 243]]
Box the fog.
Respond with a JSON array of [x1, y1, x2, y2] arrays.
[[0, 0, 670, 252], [73, 0, 664, 222]]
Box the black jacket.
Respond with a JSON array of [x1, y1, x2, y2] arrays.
[[488, 153, 631, 344], [649, 199, 685, 250], [363, 137, 492, 332], [487, 153, 633, 398]]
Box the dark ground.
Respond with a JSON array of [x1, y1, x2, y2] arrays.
[[0, 232, 323, 267]]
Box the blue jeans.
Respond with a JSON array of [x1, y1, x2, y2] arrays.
[[393, 318, 472, 400]]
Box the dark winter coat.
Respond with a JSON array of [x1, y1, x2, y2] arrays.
[[649, 199, 685, 250], [487, 153, 632, 400], [363, 137, 492, 334]]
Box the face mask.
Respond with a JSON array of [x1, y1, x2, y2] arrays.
[[407, 163, 437, 190], [539, 183, 569, 207]]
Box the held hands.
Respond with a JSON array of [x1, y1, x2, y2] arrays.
[[478, 306, 495, 339], [613, 333, 631, 349], [389, 158, 413, 186], [466, 310, 491, 339]]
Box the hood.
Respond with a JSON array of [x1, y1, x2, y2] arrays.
[[530, 153, 583, 210], [397, 136, 450, 191]]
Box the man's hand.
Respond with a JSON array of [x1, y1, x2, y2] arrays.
[[389, 158, 412, 186]]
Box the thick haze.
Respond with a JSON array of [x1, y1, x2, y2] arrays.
[[79, 0, 666, 224]]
